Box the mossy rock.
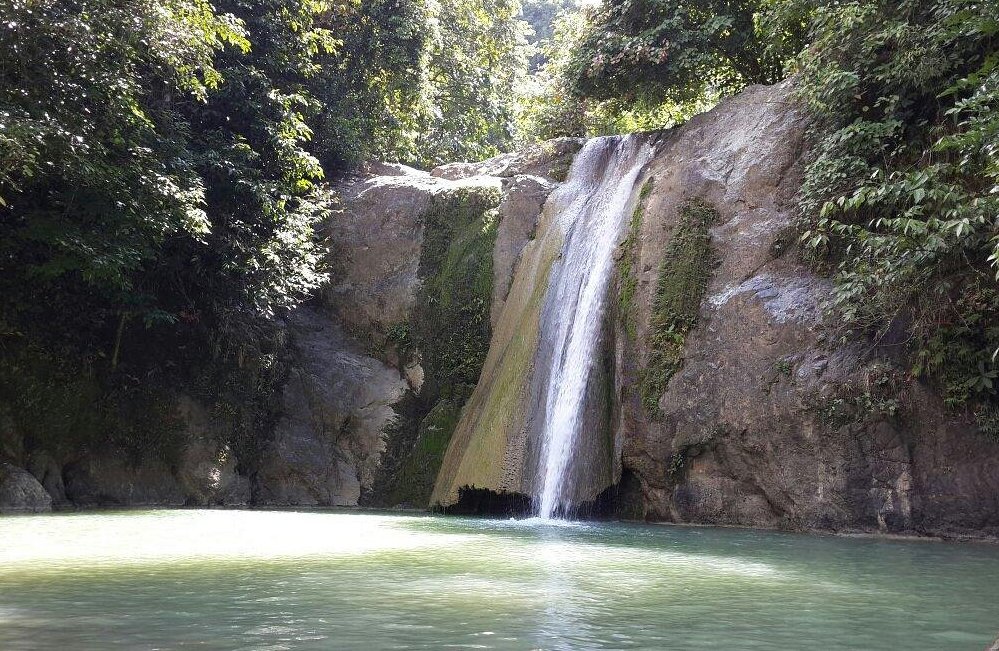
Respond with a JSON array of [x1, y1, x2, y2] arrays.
[[641, 199, 719, 417], [618, 178, 655, 339], [369, 184, 502, 507], [382, 396, 467, 507]]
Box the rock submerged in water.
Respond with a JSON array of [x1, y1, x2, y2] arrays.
[[0, 461, 52, 513]]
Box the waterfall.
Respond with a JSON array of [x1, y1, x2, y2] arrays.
[[535, 135, 654, 520]]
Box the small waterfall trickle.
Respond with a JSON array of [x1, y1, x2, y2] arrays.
[[534, 135, 654, 520]]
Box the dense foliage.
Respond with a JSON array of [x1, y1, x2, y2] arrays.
[[568, 0, 806, 104], [796, 0, 999, 410], [0, 0, 530, 459], [522, 0, 576, 71], [0, 0, 337, 461], [413, 0, 529, 165], [517, 2, 711, 140], [518, 0, 810, 140]]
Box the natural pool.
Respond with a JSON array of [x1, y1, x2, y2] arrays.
[[1, 510, 997, 650]]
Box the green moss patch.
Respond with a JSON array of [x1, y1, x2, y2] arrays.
[[641, 199, 719, 417], [976, 405, 999, 444], [434, 233, 559, 504], [382, 396, 466, 506], [368, 184, 502, 507], [415, 187, 501, 391], [617, 178, 655, 339]]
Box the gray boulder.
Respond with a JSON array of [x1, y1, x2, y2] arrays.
[[173, 396, 250, 506], [0, 462, 52, 513], [254, 307, 408, 506], [26, 451, 67, 505]]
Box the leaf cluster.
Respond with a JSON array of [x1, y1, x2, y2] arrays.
[[796, 0, 999, 407]]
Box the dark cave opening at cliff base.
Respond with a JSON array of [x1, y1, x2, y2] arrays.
[[440, 471, 641, 520]]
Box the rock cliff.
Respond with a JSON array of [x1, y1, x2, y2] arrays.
[[427, 81, 999, 538], [607, 82, 999, 538], [3, 82, 997, 540], [0, 141, 576, 512]]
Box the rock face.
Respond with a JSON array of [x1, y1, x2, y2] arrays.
[[63, 455, 188, 507], [610, 81, 999, 538], [52, 391, 254, 508], [491, 175, 555, 328], [55, 395, 248, 507], [324, 172, 437, 337], [0, 141, 574, 512], [173, 395, 250, 506], [254, 307, 407, 506], [426, 80, 999, 538], [0, 462, 52, 513], [432, 135, 652, 509], [432, 138, 582, 181], [261, 144, 574, 508]]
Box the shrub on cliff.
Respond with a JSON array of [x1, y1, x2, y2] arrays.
[[567, 0, 807, 105], [796, 0, 999, 410]]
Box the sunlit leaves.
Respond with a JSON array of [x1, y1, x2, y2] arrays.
[[0, 0, 237, 295]]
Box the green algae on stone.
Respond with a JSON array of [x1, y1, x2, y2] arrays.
[[382, 396, 467, 507], [431, 205, 563, 507], [617, 178, 655, 339], [641, 199, 719, 417], [369, 184, 502, 507], [416, 187, 501, 392]]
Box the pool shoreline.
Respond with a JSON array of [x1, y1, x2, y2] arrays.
[[8, 503, 999, 546]]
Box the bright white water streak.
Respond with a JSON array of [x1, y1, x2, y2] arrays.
[[2, 510, 999, 650], [536, 135, 655, 519]]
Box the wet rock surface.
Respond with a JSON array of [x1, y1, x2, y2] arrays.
[[264, 144, 573, 508], [62, 455, 187, 507]]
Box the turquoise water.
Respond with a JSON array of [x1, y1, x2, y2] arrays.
[[1, 510, 997, 650]]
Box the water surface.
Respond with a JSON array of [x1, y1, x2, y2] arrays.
[[1, 510, 997, 649]]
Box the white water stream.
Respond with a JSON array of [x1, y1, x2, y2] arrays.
[[535, 135, 654, 519]]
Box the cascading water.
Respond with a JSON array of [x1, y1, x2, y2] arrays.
[[534, 135, 654, 520]]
